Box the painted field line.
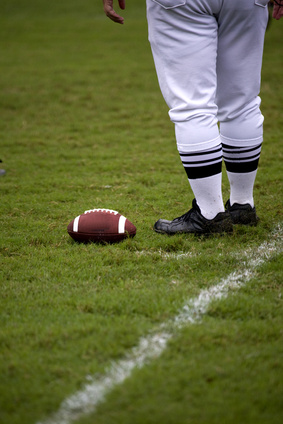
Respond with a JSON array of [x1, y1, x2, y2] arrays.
[[136, 249, 198, 260], [38, 225, 282, 424]]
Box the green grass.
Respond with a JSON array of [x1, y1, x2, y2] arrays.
[[0, 2, 282, 424]]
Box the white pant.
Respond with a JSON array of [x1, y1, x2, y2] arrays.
[[147, 0, 269, 152]]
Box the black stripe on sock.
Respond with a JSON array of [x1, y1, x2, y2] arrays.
[[184, 161, 222, 179], [224, 152, 261, 163], [181, 157, 223, 166], [222, 143, 261, 152], [224, 158, 259, 173], [180, 146, 222, 157]]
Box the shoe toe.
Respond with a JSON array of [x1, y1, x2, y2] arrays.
[[154, 219, 171, 233]]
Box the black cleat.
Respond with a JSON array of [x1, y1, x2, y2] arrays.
[[225, 200, 259, 226], [154, 199, 233, 235]]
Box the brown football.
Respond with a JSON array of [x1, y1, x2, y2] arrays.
[[67, 208, 136, 243]]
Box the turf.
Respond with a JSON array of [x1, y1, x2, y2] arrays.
[[0, 2, 282, 424]]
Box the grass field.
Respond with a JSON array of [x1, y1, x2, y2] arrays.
[[0, 1, 282, 424]]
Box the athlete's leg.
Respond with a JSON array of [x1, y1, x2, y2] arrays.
[[146, 0, 225, 220], [216, 0, 269, 209]]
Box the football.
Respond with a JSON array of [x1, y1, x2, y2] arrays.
[[67, 208, 136, 243]]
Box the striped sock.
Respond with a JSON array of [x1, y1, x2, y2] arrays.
[[179, 145, 223, 180], [222, 143, 262, 174], [223, 143, 262, 207], [179, 145, 224, 219]]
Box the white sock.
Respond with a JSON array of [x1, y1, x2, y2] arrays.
[[227, 171, 257, 207], [223, 142, 261, 208], [189, 173, 225, 220]]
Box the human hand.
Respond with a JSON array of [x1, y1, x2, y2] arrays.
[[103, 0, 125, 24], [272, 0, 283, 19]]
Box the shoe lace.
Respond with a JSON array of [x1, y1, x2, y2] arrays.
[[172, 204, 197, 223]]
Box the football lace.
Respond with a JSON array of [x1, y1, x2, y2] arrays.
[[84, 208, 119, 215]]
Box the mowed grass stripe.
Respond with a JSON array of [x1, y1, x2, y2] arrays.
[[37, 225, 282, 424]]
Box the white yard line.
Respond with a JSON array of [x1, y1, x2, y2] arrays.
[[38, 225, 282, 424], [136, 249, 198, 260]]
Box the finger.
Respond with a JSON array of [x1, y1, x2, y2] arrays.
[[118, 0, 126, 10], [104, 6, 124, 24], [107, 10, 124, 24], [273, 4, 283, 19]]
